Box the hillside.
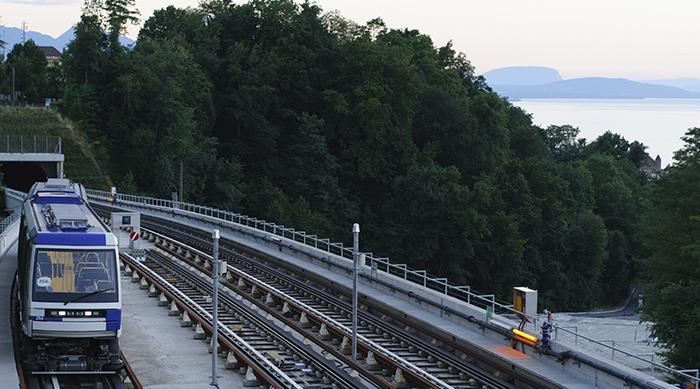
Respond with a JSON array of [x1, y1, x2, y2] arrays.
[[1, 26, 134, 51], [641, 78, 700, 93], [0, 108, 113, 190], [481, 66, 563, 86], [491, 77, 700, 99]]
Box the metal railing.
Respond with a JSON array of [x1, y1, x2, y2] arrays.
[[85, 189, 514, 316], [0, 136, 62, 154], [0, 211, 20, 235], [553, 324, 698, 388]]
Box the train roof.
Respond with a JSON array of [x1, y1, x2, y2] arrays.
[[24, 180, 117, 246]]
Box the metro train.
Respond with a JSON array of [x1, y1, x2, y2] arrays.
[[17, 179, 123, 371]]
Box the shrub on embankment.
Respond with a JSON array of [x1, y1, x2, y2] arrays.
[[0, 107, 113, 190]]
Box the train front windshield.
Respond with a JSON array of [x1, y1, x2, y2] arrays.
[[32, 249, 119, 303]]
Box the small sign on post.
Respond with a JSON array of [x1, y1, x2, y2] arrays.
[[129, 231, 140, 250]]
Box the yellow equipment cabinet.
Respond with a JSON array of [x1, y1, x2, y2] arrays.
[[513, 287, 538, 329]]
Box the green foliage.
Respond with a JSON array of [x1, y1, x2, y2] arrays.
[[103, 0, 140, 40], [378, 164, 479, 285], [0, 108, 112, 190], [2, 40, 48, 103], [642, 127, 700, 369], [544, 124, 586, 163], [642, 281, 700, 369], [138, 6, 203, 44], [267, 189, 332, 238]]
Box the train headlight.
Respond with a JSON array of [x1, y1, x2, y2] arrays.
[[46, 309, 106, 318]]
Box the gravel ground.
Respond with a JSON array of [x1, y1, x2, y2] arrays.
[[550, 312, 668, 380]]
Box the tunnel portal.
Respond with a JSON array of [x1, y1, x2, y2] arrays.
[[0, 162, 55, 192]]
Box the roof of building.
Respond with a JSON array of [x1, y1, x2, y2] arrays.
[[39, 46, 61, 58]]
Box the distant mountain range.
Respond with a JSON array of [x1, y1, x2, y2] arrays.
[[1, 26, 134, 54], [481, 66, 700, 99]]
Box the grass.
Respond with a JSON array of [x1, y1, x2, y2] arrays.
[[0, 107, 113, 190]]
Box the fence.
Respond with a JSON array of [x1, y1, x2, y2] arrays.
[[0, 211, 20, 235], [0, 136, 62, 154], [553, 323, 698, 388]]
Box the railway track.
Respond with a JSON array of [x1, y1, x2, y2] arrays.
[[89, 201, 550, 388], [11, 273, 143, 389], [121, 224, 524, 389], [123, 249, 354, 388]]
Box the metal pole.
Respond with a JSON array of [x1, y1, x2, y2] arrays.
[[352, 223, 359, 361], [179, 162, 183, 209], [211, 229, 220, 386]]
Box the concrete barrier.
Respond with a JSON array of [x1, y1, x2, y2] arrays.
[[5, 188, 26, 213], [0, 218, 19, 259]]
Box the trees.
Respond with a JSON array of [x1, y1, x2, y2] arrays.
[[61, 12, 110, 150], [2, 40, 48, 103], [55, 0, 653, 313], [138, 6, 203, 44], [103, 0, 140, 47], [642, 127, 700, 369], [377, 164, 480, 285], [544, 124, 587, 163]]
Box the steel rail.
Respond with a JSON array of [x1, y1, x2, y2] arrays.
[[154, 233, 462, 389], [120, 351, 143, 389], [151, 240, 445, 389], [141, 248, 381, 389], [144, 226, 517, 389], [121, 252, 302, 389]]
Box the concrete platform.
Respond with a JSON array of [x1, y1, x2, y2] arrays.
[[0, 244, 20, 388], [120, 259, 247, 389]]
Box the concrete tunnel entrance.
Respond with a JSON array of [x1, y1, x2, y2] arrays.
[[0, 162, 53, 192]]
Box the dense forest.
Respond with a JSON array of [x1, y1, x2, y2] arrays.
[[1, 0, 698, 369]]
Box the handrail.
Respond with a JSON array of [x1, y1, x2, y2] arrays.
[[553, 323, 698, 387], [0, 136, 62, 154], [0, 211, 20, 235]]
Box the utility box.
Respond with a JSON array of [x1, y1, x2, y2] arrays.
[[513, 287, 538, 330], [111, 212, 141, 251]]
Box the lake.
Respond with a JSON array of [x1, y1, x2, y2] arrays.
[[512, 98, 700, 167]]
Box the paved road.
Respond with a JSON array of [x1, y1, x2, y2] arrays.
[[548, 285, 662, 377], [568, 285, 645, 318]]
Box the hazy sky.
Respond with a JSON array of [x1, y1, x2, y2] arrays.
[[1, 0, 699, 80]]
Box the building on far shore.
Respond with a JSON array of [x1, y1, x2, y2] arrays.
[[641, 154, 664, 178], [39, 46, 61, 67]]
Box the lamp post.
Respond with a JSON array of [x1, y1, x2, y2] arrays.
[[352, 223, 359, 361], [211, 229, 220, 386]]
